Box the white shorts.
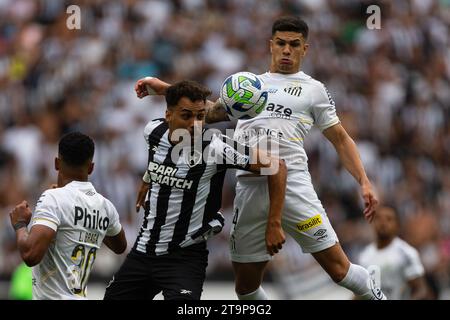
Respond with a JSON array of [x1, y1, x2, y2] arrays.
[[230, 170, 339, 263]]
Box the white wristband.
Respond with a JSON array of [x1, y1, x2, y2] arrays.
[[144, 77, 157, 95]]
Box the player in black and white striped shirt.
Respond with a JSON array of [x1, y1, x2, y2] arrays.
[[104, 80, 287, 300]]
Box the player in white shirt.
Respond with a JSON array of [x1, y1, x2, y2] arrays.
[[359, 206, 429, 299], [135, 16, 386, 300], [9, 132, 127, 300]]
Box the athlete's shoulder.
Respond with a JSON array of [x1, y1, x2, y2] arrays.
[[302, 75, 336, 109], [144, 118, 168, 137], [38, 187, 66, 204], [301, 73, 329, 92], [393, 237, 420, 255], [144, 118, 168, 144], [99, 196, 120, 217]]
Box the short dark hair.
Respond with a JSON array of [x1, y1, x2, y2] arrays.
[[272, 16, 309, 39], [58, 132, 95, 167], [165, 80, 212, 109]]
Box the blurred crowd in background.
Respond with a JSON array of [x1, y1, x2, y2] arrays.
[[0, 0, 449, 299]]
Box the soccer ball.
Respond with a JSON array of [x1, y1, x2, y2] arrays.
[[220, 72, 268, 120]]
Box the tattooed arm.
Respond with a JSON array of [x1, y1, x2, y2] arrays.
[[205, 99, 230, 124], [135, 77, 229, 124]]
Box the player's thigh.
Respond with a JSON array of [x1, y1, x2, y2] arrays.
[[282, 171, 339, 254], [103, 251, 158, 300], [155, 244, 208, 300], [229, 177, 271, 263]]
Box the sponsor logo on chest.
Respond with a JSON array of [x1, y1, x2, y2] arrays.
[[147, 161, 194, 190], [284, 86, 302, 97]]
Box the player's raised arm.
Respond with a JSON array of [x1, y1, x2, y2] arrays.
[[322, 123, 378, 222], [135, 77, 170, 98], [135, 76, 229, 123]]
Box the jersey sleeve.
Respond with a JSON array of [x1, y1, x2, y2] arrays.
[[143, 119, 164, 148], [402, 245, 425, 280], [311, 83, 340, 131], [105, 199, 122, 237], [143, 119, 166, 183], [208, 134, 251, 171], [31, 190, 60, 232]]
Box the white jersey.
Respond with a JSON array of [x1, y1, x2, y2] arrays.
[[30, 181, 122, 300], [359, 237, 425, 300], [233, 71, 340, 174]]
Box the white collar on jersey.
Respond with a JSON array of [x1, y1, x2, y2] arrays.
[[264, 70, 311, 80], [67, 180, 94, 188]]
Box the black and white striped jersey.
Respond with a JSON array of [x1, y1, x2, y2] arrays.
[[133, 119, 252, 255]]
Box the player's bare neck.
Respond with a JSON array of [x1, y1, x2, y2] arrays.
[[376, 237, 394, 249]]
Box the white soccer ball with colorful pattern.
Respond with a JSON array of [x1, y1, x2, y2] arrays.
[[220, 72, 268, 120]]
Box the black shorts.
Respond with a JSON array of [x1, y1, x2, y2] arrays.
[[103, 243, 208, 300]]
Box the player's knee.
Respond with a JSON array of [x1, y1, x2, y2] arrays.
[[328, 264, 350, 283], [233, 261, 267, 295], [235, 277, 262, 295], [235, 283, 259, 295]]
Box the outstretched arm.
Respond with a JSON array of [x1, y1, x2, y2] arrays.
[[135, 77, 229, 123], [135, 77, 170, 98], [323, 123, 378, 222]]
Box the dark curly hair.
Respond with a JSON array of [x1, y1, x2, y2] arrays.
[[272, 16, 309, 39], [58, 132, 95, 167], [165, 80, 211, 109]]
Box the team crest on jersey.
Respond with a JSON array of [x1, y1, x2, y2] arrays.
[[185, 149, 202, 167], [283, 86, 302, 97]]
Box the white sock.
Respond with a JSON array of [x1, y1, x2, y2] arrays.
[[237, 286, 269, 300], [338, 263, 386, 300]]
